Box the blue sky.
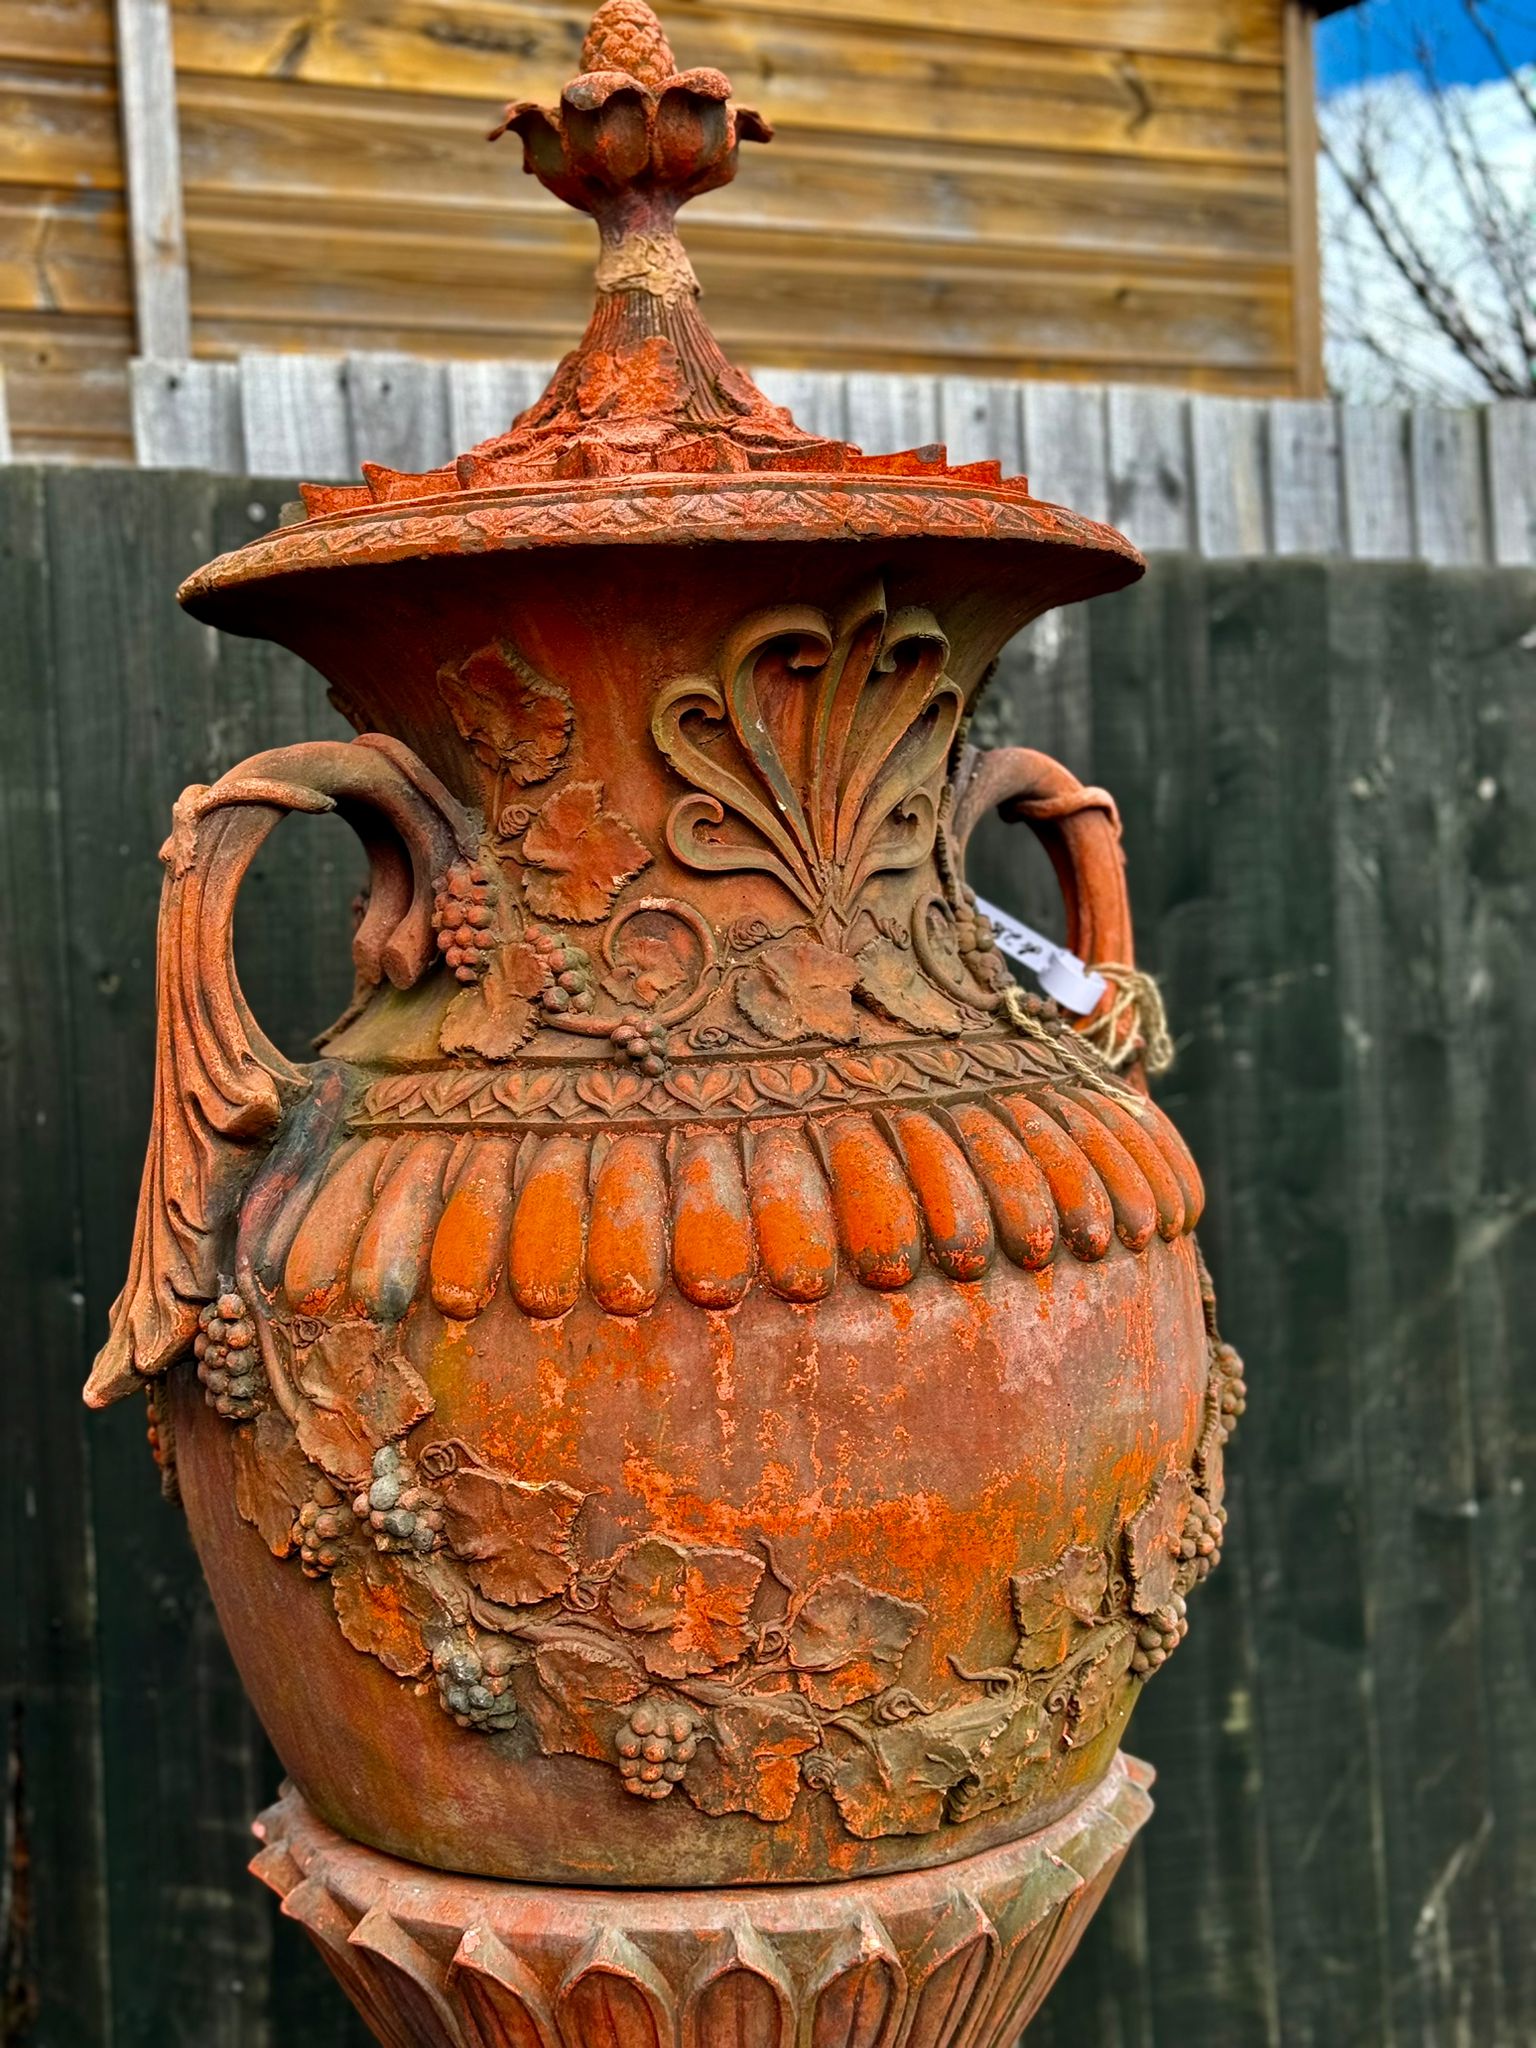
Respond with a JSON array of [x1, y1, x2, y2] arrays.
[[1317, 0, 1536, 95]]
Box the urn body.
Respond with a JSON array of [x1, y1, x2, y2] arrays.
[[107, 537, 1234, 1890]]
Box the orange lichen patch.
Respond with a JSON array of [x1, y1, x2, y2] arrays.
[[821, 1116, 922, 1291], [281, 1136, 395, 1316], [886, 1111, 993, 1282], [346, 1134, 457, 1321], [1032, 1087, 1157, 1255], [1072, 1090, 1186, 1241], [608, 1433, 1044, 1620], [430, 1136, 520, 1320], [671, 1133, 754, 1308], [508, 1136, 590, 1318], [1137, 1094, 1206, 1228], [586, 1136, 669, 1315], [995, 1093, 1115, 1263], [747, 1129, 839, 1303], [946, 1104, 1058, 1271]]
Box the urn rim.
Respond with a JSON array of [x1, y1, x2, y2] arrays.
[[178, 471, 1144, 628]]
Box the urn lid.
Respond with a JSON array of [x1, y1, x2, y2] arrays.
[[181, 0, 1142, 617]]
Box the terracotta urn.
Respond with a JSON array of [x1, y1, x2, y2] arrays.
[[89, 6, 1243, 2040]]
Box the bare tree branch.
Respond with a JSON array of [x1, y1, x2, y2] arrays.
[[1415, 27, 1536, 376], [1321, 0, 1536, 400], [1465, 0, 1536, 128]]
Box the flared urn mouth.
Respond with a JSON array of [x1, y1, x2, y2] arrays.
[[179, 0, 1142, 622]]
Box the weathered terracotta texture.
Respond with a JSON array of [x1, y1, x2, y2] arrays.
[[251, 1755, 1154, 2048], [90, 0, 1241, 2029]]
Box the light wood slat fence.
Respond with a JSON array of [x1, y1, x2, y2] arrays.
[[118, 352, 1536, 566]]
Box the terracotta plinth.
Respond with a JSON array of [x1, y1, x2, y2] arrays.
[[89, 2, 1243, 2037], [253, 1755, 1154, 2048]]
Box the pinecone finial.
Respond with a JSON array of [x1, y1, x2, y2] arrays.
[[580, 0, 676, 87]]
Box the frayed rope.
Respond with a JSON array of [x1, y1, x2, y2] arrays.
[[1002, 964, 1175, 1089], [1002, 987, 1142, 1106], [1080, 962, 1175, 1077]]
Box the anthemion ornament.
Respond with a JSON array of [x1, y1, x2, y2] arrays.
[[89, 5, 1245, 2040]]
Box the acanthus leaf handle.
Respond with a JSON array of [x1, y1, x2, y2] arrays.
[[86, 735, 478, 1408]]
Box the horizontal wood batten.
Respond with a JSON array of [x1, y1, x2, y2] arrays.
[[666, 0, 1287, 62], [169, 79, 1293, 261], [166, 190, 1294, 391], [5, 0, 1289, 69], [0, 61, 125, 192], [0, 0, 116, 67], [164, 10, 1287, 165], [169, 178, 1295, 281], [0, 314, 131, 454], [0, 189, 131, 319]]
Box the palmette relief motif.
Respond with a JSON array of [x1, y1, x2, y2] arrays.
[[214, 1291, 1242, 1840], [650, 583, 1002, 1045], [424, 582, 1018, 1077], [651, 586, 961, 929]]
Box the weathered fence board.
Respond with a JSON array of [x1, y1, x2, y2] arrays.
[[846, 370, 939, 458], [341, 353, 452, 482], [1340, 405, 1415, 561], [116, 354, 1536, 567], [238, 354, 354, 482], [0, 471, 113, 2046], [445, 360, 556, 461], [1487, 402, 1536, 566], [753, 367, 849, 444], [937, 378, 1024, 472], [1190, 395, 1270, 559], [130, 359, 243, 474], [5, 469, 1535, 2046], [1022, 382, 1112, 529], [1106, 385, 1194, 552], [1268, 398, 1344, 555], [1410, 408, 1491, 569]]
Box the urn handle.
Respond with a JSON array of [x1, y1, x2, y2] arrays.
[[949, 743, 1139, 1066], [86, 735, 478, 1408]]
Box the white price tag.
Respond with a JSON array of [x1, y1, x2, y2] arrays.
[[972, 896, 1107, 1017]]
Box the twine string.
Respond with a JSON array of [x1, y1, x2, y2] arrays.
[[1001, 986, 1143, 1107], [1079, 961, 1176, 1077]]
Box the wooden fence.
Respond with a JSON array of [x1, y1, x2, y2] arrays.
[[119, 354, 1536, 565], [4, 466, 1535, 2047]]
